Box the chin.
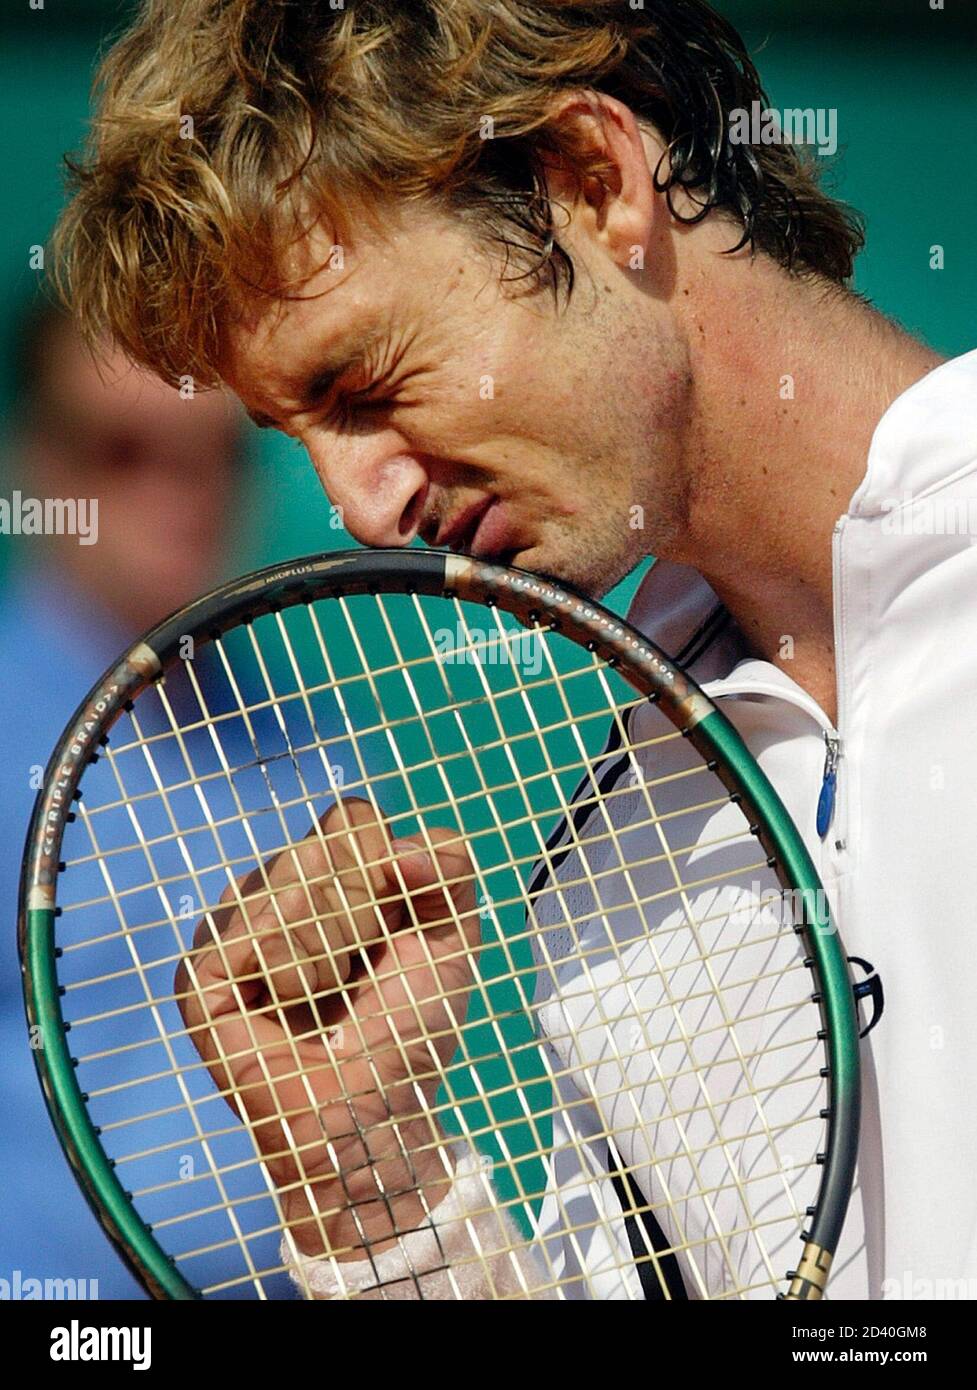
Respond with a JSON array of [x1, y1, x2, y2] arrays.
[[491, 523, 637, 600], [505, 545, 565, 584], [499, 548, 602, 601]]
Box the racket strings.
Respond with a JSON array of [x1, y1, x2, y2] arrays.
[[330, 594, 599, 1296], [77, 636, 387, 1297], [76, 1024, 826, 1233], [55, 777, 739, 939], [67, 862, 813, 1190], [306, 596, 809, 1285], [96, 619, 590, 757], [71, 912, 810, 1085], [100, 1050, 826, 1181], [51, 589, 827, 1299], [82, 978, 822, 1159], [197, 615, 452, 1297], [73, 785, 276, 1295], [131, 1125, 823, 1241], [58, 830, 786, 1005], [66, 804, 812, 1164], [111, 1076, 827, 1249], [442, 601, 769, 1292], [93, 648, 639, 808], [55, 676, 685, 863]]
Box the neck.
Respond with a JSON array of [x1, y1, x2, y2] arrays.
[[667, 242, 944, 723]]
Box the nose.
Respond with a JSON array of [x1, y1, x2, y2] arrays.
[[306, 437, 430, 548]]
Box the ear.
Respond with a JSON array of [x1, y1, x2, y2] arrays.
[[538, 91, 661, 271]]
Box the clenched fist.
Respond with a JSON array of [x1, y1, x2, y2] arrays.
[[176, 797, 480, 1261]]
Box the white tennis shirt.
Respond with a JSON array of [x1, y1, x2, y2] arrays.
[[289, 348, 977, 1300]]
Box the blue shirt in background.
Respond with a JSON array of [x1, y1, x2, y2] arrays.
[[0, 568, 144, 1296]]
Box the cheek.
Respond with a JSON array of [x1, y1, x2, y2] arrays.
[[649, 366, 693, 432]]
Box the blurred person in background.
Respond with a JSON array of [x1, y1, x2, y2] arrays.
[[0, 294, 245, 1296]]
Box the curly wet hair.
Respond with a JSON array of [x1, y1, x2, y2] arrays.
[[52, 0, 864, 388]]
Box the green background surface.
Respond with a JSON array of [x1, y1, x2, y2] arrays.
[[0, 1, 974, 605]]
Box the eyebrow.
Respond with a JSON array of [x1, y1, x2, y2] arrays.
[[244, 327, 384, 431]]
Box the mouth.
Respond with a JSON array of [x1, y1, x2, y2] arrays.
[[431, 496, 525, 564], [435, 499, 487, 551], [435, 498, 492, 554]]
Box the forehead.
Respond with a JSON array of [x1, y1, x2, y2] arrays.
[[219, 202, 472, 391]]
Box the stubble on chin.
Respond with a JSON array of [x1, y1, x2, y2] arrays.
[[524, 509, 648, 601]]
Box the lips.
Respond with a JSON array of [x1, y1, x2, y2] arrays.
[[431, 496, 520, 561], [435, 498, 493, 553], [468, 499, 516, 560]]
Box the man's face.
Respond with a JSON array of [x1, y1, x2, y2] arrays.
[[31, 330, 241, 631], [222, 200, 692, 597]]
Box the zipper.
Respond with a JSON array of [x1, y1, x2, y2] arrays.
[[829, 515, 851, 861], [704, 655, 845, 849], [817, 732, 841, 838], [692, 518, 853, 862]]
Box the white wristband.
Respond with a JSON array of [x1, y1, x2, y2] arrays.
[[280, 1146, 555, 1300]]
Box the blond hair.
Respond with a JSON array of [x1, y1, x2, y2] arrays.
[[52, 0, 864, 388]]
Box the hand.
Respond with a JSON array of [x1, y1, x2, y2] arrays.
[[175, 796, 480, 1259]]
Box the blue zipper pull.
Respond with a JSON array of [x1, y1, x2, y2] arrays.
[[817, 734, 841, 838]]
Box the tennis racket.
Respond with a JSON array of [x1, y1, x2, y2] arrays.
[[20, 548, 860, 1300]]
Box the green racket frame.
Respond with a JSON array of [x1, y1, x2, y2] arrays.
[[19, 548, 861, 1301]]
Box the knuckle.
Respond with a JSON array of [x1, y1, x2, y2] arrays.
[[218, 877, 243, 908], [191, 911, 222, 951], [275, 882, 316, 926], [321, 795, 373, 831]]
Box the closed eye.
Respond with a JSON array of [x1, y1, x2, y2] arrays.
[[329, 387, 391, 429]]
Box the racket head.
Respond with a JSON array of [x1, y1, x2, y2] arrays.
[[19, 548, 860, 1300]]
